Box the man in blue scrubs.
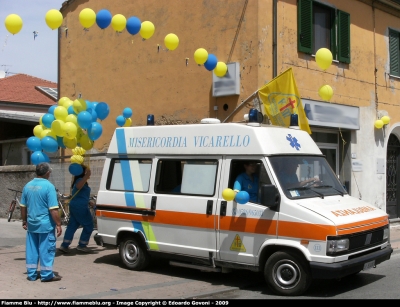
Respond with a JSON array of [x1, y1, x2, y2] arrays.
[[21, 162, 62, 282], [234, 161, 259, 203]]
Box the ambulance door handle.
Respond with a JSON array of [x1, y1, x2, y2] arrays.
[[151, 196, 157, 211], [206, 200, 213, 215], [220, 201, 227, 216]]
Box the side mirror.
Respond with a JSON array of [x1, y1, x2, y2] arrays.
[[260, 184, 280, 209]]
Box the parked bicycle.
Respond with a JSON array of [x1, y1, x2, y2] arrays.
[[7, 188, 22, 222], [57, 189, 71, 226]]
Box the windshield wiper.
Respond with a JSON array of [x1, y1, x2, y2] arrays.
[[313, 185, 344, 197], [287, 186, 324, 199]]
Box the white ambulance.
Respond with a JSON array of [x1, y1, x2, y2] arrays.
[[94, 116, 392, 296]]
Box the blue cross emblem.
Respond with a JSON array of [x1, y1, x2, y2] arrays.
[[286, 134, 301, 150]]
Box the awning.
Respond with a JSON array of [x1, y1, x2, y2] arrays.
[[0, 110, 44, 124]]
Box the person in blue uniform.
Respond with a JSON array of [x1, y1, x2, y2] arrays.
[[20, 162, 62, 282], [59, 165, 93, 253], [233, 161, 259, 203]]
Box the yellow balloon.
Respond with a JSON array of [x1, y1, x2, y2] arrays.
[[65, 114, 78, 126], [194, 48, 208, 65], [111, 14, 126, 32], [58, 96, 69, 106], [45, 9, 63, 30], [374, 120, 384, 129], [63, 137, 77, 149], [33, 125, 44, 138], [381, 115, 390, 125], [214, 62, 228, 77], [39, 115, 43, 126], [222, 188, 236, 201], [164, 33, 179, 51], [64, 122, 78, 139], [79, 8, 96, 29], [71, 154, 84, 164], [54, 106, 68, 121], [72, 146, 86, 156], [123, 118, 132, 127], [315, 48, 333, 70], [318, 84, 333, 101], [5, 14, 23, 35], [139, 21, 155, 39], [76, 127, 85, 143], [73, 98, 87, 114], [80, 134, 94, 150], [40, 129, 52, 139], [51, 119, 65, 137]]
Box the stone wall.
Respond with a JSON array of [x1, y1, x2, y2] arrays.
[[0, 157, 105, 220]]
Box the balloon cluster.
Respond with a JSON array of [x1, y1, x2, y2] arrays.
[[116, 108, 133, 127], [27, 97, 110, 172], [194, 48, 228, 78], [69, 147, 86, 176], [221, 188, 250, 204], [315, 48, 334, 101]]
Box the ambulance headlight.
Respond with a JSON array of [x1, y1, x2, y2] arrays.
[[327, 238, 349, 254], [383, 227, 389, 240]]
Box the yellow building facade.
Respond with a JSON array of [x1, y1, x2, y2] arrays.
[[59, 0, 400, 220]]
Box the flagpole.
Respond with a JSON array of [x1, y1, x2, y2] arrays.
[[222, 90, 258, 123]]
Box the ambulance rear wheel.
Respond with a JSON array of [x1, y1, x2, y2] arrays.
[[265, 251, 311, 296], [119, 236, 150, 271]]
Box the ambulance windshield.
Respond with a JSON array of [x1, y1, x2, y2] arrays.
[[269, 156, 347, 199]]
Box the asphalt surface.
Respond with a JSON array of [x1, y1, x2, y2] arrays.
[[0, 218, 399, 299]]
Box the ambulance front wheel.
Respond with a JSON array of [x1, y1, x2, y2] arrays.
[[119, 236, 150, 271], [264, 251, 312, 296]]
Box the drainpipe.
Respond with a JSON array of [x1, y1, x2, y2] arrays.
[[273, 0, 278, 78]]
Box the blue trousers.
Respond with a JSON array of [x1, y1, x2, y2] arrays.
[[61, 202, 93, 248], [26, 230, 56, 281]]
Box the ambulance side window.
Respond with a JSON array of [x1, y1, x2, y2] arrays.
[[155, 159, 218, 196], [107, 158, 152, 192], [229, 159, 271, 204]]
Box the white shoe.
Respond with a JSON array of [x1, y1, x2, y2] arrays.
[[76, 246, 91, 253]]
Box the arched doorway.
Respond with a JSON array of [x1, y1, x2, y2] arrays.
[[386, 134, 400, 219]]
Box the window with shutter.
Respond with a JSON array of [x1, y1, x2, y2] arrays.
[[298, 0, 313, 54], [389, 29, 400, 77], [338, 10, 351, 63]]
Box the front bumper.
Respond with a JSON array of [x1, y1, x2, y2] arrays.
[[310, 244, 393, 279]]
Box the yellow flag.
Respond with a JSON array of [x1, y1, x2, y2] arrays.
[[258, 68, 311, 134]]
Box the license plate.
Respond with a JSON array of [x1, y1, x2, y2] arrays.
[[363, 260, 375, 271]]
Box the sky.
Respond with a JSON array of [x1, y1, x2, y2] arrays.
[[0, 0, 65, 82]]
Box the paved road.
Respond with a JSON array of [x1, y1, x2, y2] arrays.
[[1, 218, 399, 300]]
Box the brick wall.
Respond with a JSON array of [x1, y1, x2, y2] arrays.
[[0, 157, 105, 220]]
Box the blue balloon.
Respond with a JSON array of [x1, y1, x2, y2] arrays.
[[85, 100, 92, 110], [48, 105, 57, 115], [77, 111, 93, 129], [235, 191, 250, 204], [31, 151, 46, 165], [116, 115, 126, 127], [204, 54, 218, 71], [57, 136, 66, 149], [95, 102, 110, 120], [26, 136, 42, 152], [91, 101, 98, 111], [88, 122, 103, 141], [122, 107, 132, 119], [86, 108, 98, 122], [96, 9, 112, 29], [68, 105, 76, 115], [42, 113, 55, 129], [43, 152, 50, 162], [69, 163, 83, 176], [41, 136, 58, 153], [126, 16, 141, 35]]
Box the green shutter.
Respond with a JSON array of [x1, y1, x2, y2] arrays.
[[298, 0, 313, 54], [337, 10, 350, 63], [389, 29, 400, 77]]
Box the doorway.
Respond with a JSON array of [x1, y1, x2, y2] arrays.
[[386, 134, 400, 219]]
